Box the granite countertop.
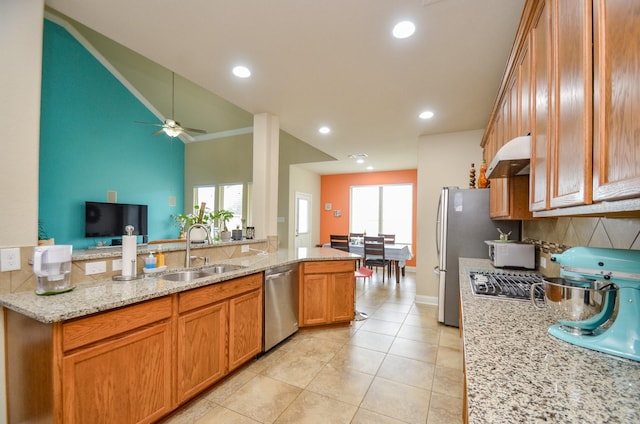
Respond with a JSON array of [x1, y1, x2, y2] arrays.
[[0, 247, 358, 324], [459, 258, 640, 424]]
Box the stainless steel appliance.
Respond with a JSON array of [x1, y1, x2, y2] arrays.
[[469, 270, 545, 301], [263, 264, 299, 352], [485, 240, 535, 269], [435, 187, 520, 326], [537, 247, 640, 362]]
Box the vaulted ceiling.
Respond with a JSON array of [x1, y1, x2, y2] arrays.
[[45, 0, 525, 174]]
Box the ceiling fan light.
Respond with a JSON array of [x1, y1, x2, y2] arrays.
[[163, 127, 182, 137]]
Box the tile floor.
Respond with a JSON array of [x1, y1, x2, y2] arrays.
[[161, 270, 464, 424]]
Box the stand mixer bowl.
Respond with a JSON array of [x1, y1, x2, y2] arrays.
[[531, 279, 618, 335]]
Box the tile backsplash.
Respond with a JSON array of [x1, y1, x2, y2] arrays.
[[523, 217, 640, 250]]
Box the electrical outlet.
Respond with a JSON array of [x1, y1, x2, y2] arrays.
[[241, 245, 250, 253], [0, 248, 21, 272], [85, 261, 107, 275], [540, 256, 547, 269], [112, 259, 123, 271]]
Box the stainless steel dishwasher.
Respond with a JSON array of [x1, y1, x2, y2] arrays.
[[263, 264, 299, 352]]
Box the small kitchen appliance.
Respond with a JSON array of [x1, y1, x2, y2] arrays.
[[543, 247, 640, 362], [485, 240, 535, 269], [32, 245, 74, 295], [469, 270, 545, 301]]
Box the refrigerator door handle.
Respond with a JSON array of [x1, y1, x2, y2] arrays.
[[435, 191, 443, 257], [433, 265, 440, 276]]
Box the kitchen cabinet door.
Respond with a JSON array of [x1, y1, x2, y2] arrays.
[[177, 301, 227, 404], [549, 0, 593, 208], [229, 288, 263, 371], [301, 273, 330, 326], [592, 0, 640, 201], [489, 179, 510, 218], [62, 321, 173, 424], [330, 271, 355, 322], [530, 0, 552, 212], [519, 33, 532, 137]]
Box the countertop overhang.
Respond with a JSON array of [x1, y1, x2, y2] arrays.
[[459, 258, 640, 423], [0, 248, 358, 323]]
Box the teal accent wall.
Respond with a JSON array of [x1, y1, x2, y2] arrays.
[[39, 20, 184, 249]]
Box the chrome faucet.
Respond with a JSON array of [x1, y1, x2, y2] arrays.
[[185, 224, 213, 268]]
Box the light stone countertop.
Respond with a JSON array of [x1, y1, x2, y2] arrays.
[[459, 258, 640, 424], [0, 248, 358, 324]]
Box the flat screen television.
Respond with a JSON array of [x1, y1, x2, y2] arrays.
[[85, 201, 148, 238]]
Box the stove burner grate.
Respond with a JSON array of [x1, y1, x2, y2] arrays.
[[469, 270, 545, 301]]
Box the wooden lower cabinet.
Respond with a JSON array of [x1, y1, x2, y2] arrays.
[[300, 260, 355, 327], [5, 273, 263, 424]]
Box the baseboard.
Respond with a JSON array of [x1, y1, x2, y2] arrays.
[[415, 295, 438, 306]]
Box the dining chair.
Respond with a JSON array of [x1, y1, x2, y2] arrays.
[[364, 236, 392, 282], [378, 233, 404, 278], [329, 234, 350, 253], [349, 232, 364, 243]]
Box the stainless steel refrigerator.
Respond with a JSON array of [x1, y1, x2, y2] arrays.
[[435, 187, 521, 326]]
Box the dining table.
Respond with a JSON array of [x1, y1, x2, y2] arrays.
[[323, 242, 413, 284]]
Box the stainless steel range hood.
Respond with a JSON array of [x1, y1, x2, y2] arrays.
[[486, 135, 531, 178]]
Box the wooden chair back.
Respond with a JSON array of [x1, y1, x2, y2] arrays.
[[329, 234, 350, 252], [378, 234, 396, 244]]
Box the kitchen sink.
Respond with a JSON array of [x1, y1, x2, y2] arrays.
[[202, 264, 246, 274], [161, 270, 212, 282]]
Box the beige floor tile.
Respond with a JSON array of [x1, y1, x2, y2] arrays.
[[221, 375, 301, 423], [350, 329, 395, 352], [377, 302, 413, 313], [432, 366, 464, 398], [426, 392, 463, 424], [274, 390, 357, 424], [261, 351, 326, 388], [403, 312, 440, 328], [194, 405, 261, 424], [203, 368, 257, 404], [244, 346, 288, 374], [388, 337, 438, 363], [279, 334, 344, 362], [306, 363, 374, 405], [351, 408, 408, 424], [300, 325, 358, 344], [377, 354, 436, 390], [329, 344, 386, 375], [360, 318, 402, 336], [436, 346, 463, 370], [360, 377, 431, 424], [161, 396, 215, 423], [438, 328, 462, 350], [370, 308, 409, 323], [396, 323, 440, 345]]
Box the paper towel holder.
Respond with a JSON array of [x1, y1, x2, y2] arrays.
[[113, 225, 143, 281]]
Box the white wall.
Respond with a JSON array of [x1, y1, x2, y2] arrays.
[[416, 129, 484, 304], [289, 165, 322, 248]]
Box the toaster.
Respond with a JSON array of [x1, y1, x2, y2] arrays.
[[485, 241, 535, 269]]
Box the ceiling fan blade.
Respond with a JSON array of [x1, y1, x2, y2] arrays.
[[135, 120, 164, 127], [183, 127, 207, 134], [151, 129, 166, 136]]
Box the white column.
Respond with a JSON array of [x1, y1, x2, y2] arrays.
[[0, 0, 44, 247], [252, 113, 279, 240]]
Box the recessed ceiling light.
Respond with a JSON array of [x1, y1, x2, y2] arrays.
[[319, 126, 331, 134], [393, 21, 416, 39], [232, 66, 251, 78], [366, 166, 374, 171], [356, 159, 365, 164], [419, 110, 435, 119]]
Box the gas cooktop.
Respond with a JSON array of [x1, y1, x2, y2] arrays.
[[469, 270, 545, 301]]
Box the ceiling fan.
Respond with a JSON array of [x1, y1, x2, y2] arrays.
[[136, 72, 206, 138]]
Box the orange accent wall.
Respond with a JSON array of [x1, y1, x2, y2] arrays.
[[321, 169, 417, 267]]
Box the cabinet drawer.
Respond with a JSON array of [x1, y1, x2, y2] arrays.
[[179, 273, 263, 313], [302, 260, 354, 274], [62, 296, 172, 352]]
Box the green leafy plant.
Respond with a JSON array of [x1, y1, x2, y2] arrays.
[[38, 220, 49, 240], [173, 204, 215, 231], [213, 209, 234, 231]]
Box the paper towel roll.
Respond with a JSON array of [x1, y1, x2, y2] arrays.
[[122, 235, 137, 277]]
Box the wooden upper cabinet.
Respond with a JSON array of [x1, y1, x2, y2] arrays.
[[530, 0, 552, 212], [519, 34, 532, 137], [592, 0, 640, 201], [549, 0, 593, 208]]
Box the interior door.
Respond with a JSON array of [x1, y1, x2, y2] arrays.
[[294, 192, 312, 248]]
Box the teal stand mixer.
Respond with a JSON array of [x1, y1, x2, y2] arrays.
[[546, 247, 640, 362]]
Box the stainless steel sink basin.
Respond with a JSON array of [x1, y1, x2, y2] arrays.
[[161, 270, 212, 282], [202, 264, 246, 274]]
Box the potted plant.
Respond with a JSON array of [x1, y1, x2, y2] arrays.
[[173, 204, 214, 241], [37, 220, 55, 246], [214, 209, 234, 241]]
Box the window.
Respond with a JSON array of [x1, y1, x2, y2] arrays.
[[350, 184, 413, 244], [194, 183, 250, 230]]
